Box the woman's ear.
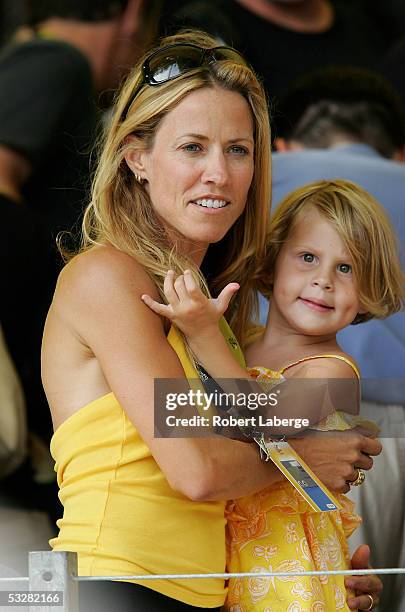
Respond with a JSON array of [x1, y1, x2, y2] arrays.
[[124, 137, 148, 182]]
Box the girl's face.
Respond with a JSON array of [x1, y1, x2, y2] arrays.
[[126, 87, 255, 264], [269, 208, 367, 337]]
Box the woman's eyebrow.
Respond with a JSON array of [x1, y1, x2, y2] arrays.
[[175, 133, 254, 144], [228, 137, 254, 145], [175, 133, 209, 142]]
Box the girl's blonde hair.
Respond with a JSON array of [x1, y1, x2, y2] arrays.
[[256, 179, 405, 323], [64, 29, 271, 346]]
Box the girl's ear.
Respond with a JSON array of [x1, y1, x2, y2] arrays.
[[124, 136, 149, 182], [352, 307, 369, 325]]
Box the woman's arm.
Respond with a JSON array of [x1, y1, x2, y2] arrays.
[[52, 248, 285, 500]]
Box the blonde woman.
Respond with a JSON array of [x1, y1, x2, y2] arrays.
[[42, 31, 382, 611]]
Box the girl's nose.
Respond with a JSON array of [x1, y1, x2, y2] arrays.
[[311, 276, 333, 291]]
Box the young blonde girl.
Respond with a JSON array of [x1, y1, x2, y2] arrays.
[[143, 179, 405, 611]]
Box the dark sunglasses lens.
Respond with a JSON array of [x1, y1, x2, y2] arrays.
[[148, 46, 204, 83]]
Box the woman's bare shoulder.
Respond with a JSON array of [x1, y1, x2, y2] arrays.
[[56, 245, 159, 303], [48, 244, 166, 357], [43, 245, 174, 425]]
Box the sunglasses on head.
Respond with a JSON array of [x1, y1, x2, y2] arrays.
[[122, 42, 248, 120]]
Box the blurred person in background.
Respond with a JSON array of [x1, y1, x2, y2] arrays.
[[259, 66, 405, 612], [358, 0, 405, 47], [0, 0, 25, 45], [380, 37, 405, 106], [0, 0, 162, 574], [160, 0, 386, 112]]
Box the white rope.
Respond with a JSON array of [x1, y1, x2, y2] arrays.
[[74, 568, 405, 581]]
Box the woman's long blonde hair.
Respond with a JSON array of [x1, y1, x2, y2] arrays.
[[66, 30, 271, 346]]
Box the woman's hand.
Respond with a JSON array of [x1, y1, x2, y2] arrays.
[[346, 545, 382, 610], [290, 430, 382, 493], [141, 269, 239, 339]]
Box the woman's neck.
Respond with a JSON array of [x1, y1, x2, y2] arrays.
[[234, 0, 334, 34], [165, 228, 208, 267]]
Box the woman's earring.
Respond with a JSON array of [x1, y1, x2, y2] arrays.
[[134, 173, 144, 184]]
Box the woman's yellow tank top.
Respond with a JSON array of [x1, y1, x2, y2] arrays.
[[49, 319, 245, 608]]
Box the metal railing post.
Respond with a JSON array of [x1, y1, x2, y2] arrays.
[[29, 551, 78, 612]]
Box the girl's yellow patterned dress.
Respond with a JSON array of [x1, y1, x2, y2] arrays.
[[225, 355, 375, 612]]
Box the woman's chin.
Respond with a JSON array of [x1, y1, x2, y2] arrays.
[[182, 227, 230, 247]]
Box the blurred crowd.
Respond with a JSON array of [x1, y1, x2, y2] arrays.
[[0, 1, 404, 610]]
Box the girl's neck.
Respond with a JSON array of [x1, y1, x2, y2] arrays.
[[247, 313, 340, 369]]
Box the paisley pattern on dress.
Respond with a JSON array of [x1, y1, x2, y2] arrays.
[[225, 365, 362, 611]]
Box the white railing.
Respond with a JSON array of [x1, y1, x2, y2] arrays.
[[0, 552, 404, 611]]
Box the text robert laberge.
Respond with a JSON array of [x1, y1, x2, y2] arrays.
[[165, 414, 309, 429]]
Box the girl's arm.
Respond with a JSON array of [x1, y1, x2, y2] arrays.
[[142, 270, 359, 434]]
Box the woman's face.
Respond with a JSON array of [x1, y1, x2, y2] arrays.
[[128, 87, 255, 263]]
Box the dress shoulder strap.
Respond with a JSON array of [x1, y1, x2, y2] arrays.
[[279, 354, 360, 379]]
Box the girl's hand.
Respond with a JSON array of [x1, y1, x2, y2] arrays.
[[141, 270, 239, 338]]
